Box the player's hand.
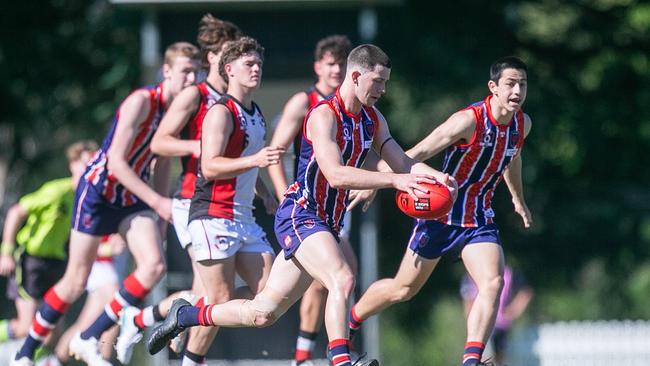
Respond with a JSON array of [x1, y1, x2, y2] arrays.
[[0, 254, 15, 276], [513, 200, 532, 228], [348, 189, 377, 212], [153, 196, 173, 223], [440, 174, 458, 202], [191, 141, 201, 159], [391, 173, 438, 201], [254, 146, 286, 168]]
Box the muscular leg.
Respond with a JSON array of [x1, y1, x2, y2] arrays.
[[121, 212, 166, 290], [184, 257, 236, 359], [11, 297, 38, 338], [461, 243, 504, 344], [353, 248, 438, 321]]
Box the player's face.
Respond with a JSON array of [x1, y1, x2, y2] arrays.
[[165, 56, 199, 96], [490, 68, 527, 112], [354, 64, 390, 107], [315, 52, 346, 90], [229, 52, 263, 89]]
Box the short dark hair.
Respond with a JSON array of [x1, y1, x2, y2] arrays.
[[347, 44, 391, 71], [66, 140, 98, 163], [219, 37, 264, 83], [197, 14, 243, 67], [314, 35, 352, 62], [490, 56, 528, 83]]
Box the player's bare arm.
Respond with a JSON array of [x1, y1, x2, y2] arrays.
[[200, 104, 285, 180], [106, 90, 172, 221], [503, 113, 533, 228], [406, 109, 476, 162], [308, 105, 436, 200], [0, 203, 28, 276], [267, 92, 310, 201], [150, 86, 201, 157]]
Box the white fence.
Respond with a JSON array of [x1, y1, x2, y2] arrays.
[[508, 320, 650, 366]]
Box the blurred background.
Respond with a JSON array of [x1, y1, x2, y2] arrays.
[[1, 0, 649, 365]]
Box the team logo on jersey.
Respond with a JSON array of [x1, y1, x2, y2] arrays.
[[342, 126, 352, 141], [83, 213, 93, 228], [238, 115, 247, 130], [417, 232, 430, 247], [483, 208, 495, 218], [283, 235, 292, 247], [302, 219, 315, 229], [480, 129, 494, 147], [509, 130, 520, 148], [364, 118, 375, 138]]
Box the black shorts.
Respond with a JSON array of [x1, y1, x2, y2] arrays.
[[7, 253, 67, 301]]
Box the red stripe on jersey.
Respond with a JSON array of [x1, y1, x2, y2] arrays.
[[462, 125, 507, 226], [126, 89, 157, 163], [453, 125, 484, 186], [207, 100, 245, 220], [314, 171, 328, 220]]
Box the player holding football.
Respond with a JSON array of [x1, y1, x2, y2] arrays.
[[347, 56, 532, 366], [267, 34, 356, 366], [147, 44, 456, 366]]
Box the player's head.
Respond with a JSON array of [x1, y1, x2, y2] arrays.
[[219, 37, 264, 90], [345, 44, 391, 107], [314, 35, 352, 90], [197, 14, 243, 70], [488, 56, 528, 112], [66, 140, 98, 184], [162, 42, 200, 96]]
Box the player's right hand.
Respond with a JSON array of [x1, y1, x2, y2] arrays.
[[0, 254, 15, 276], [348, 189, 377, 212], [391, 173, 438, 201], [153, 197, 173, 223], [254, 146, 286, 168]]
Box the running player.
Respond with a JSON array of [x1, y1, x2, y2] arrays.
[[115, 14, 243, 364], [268, 34, 355, 366], [147, 44, 456, 366], [0, 141, 97, 345], [346, 56, 532, 366], [10, 42, 200, 366]]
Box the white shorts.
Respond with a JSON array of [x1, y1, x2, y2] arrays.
[[339, 212, 352, 240], [172, 198, 192, 249], [86, 260, 118, 293], [189, 218, 274, 261]]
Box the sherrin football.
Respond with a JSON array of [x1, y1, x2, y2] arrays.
[[395, 181, 453, 220]]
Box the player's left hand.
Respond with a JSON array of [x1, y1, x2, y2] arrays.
[[348, 189, 377, 212], [513, 200, 532, 228]]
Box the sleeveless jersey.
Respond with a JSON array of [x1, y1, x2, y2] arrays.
[[292, 85, 331, 175], [176, 82, 222, 199], [189, 95, 267, 223], [284, 90, 379, 233], [83, 83, 166, 207], [437, 95, 526, 227]]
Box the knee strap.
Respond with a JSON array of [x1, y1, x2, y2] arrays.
[[239, 287, 290, 327]]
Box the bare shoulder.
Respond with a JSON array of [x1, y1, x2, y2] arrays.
[[205, 103, 231, 121], [174, 85, 201, 107], [308, 103, 336, 123], [286, 91, 310, 109]]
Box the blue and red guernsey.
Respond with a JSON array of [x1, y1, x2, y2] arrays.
[[292, 85, 331, 175], [83, 84, 166, 208], [437, 95, 526, 227], [189, 95, 267, 223], [285, 90, 379, 233], [176, 82, 222, 199]]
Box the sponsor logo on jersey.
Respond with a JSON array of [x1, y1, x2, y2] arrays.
[[283, 235, 292, 247], [303, 219, 315, 229], [483, 208, 495, 218]]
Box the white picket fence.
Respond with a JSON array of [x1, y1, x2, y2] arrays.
[[508, 320, 650, 366]]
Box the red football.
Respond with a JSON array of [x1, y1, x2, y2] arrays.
[[395, 182, 453, 220]]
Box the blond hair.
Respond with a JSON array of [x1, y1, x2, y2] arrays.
[[163, 42, 200, 66]]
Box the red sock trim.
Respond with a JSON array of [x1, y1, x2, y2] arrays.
[[134, 311, 146, 329], [295, 349, 311, 361], [350, 305, 362, 323], [195, 296, 206, 307], [124, 274, 149, 299], [198, 305, 214, 326], [328, 338, 348, 349], [44, 288, 70, 313], [465, 341, 485, 349]]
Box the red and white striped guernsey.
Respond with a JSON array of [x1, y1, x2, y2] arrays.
[[437, 95, 526, 227], [189, 95, 267, 223], [176, 82, 222, 199], [82, 83, 166, 207], [284, 89, 379, 233]]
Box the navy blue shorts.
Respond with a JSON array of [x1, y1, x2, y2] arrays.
[[72, 178, 149, 236], [408, 219, 501, 260], [274, 199, 339, 259]]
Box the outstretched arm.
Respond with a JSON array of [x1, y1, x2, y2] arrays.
[[106, 91, 172, 222], [200, 105, 285, 180], [0, 203, 27, 276], [267, 92, 309, 201], [150, 86, 201, 157], [503, 113, 533, 228]]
